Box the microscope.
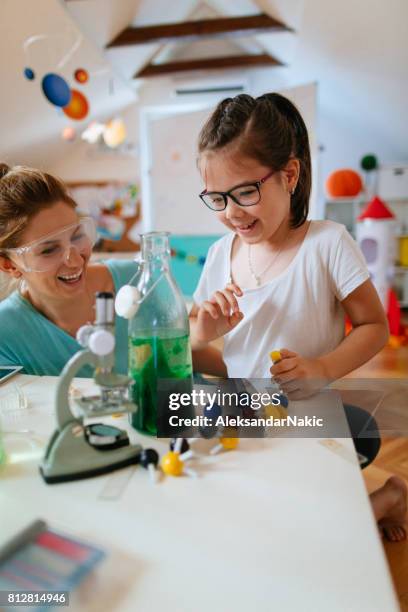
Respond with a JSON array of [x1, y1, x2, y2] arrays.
[[40, 292, 141, 484]]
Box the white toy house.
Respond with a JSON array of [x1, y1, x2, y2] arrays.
[[356, 196, 396, 308]]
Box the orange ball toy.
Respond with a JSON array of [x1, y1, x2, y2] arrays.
[[326, 169, 363, 198]]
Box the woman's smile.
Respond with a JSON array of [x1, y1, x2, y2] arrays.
[[56, 267, 84, 286]]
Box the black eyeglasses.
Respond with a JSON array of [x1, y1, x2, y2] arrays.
[[199, 170, 275, 211]]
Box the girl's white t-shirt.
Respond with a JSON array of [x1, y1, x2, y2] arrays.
[[193, 220, 370, 378]]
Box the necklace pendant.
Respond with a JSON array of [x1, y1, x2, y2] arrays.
[[249, 269, 261, 286]]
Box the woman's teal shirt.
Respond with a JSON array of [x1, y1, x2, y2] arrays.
[[0, 260, 137, 377]]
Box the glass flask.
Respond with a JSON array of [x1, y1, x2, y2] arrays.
[[128, 232, 193, 436]]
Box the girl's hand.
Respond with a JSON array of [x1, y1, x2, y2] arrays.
[[270, 348, 329, 399], [195, 283, 244, 344]]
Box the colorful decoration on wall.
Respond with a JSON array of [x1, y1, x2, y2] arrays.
[[103, 118, 127, 148], [74, 68, 89, 84], [62, 89, 89, 120], [81, 121, 105, 144], [24, 67, 35, 80], [26, 67, 90, 120], [325, 168, 363, 198], [80, 118, 128, 149], [23, 31, 92, 121], [170, 249, 206, 267], [41, 73, 71, 107], [61, 126, 76, 141]]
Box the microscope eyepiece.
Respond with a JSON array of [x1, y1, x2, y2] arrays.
[[95, 292, 114, 324], [96, 291, 114, 299]]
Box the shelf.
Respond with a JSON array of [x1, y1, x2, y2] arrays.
[[325, 197, 364, 203]]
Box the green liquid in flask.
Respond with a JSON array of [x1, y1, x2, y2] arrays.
[[129, 332, 193, 436]]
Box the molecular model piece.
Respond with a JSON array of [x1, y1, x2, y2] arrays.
[[199, 401, 222, 440], [269, 349, 289, 415], [210, 429, 240, 456], [169, 438, 195, 461], [161, 438, 197, 478], [140, 448, 160, 484]]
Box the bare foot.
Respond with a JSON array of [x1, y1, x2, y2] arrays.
[[370, 476, 407, 542]]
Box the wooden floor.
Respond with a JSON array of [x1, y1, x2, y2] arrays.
[[347, 345, 408, 610]]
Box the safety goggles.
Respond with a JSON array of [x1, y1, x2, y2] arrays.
[[5, 217, 97, 272]]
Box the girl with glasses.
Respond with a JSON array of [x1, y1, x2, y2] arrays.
[[189, 93, 406, 541], [0, 164, 136, 377]]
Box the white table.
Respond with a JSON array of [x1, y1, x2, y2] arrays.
[[0, 375, 399, 612]]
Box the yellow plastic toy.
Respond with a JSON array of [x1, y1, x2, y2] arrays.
[[210, 435, 239, 455], [220, 437, 239, 450], [269, 350, 282, 363], [161, 451, 183, 476], [264, 403, 288, 420], [268, 348, 289, 416]]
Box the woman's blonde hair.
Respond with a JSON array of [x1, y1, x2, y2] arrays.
[[0, 163, 76, 252]]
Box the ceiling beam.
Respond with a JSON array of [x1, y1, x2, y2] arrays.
[[135, 54, 283, 78], [108, 14, 292, 48]]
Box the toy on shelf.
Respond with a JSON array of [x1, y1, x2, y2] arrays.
[[355, 196, 407, 345], [357, 195, 396, 308], [386, 288, 407, 346], [360, 154, 378, 198], [325, 168, 363, 198]]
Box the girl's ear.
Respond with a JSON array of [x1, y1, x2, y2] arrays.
[[0, 256, 23, 278], [282, 159, 300, 193]]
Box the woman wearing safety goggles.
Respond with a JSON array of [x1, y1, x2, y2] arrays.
[[0, 163, 137, 376]]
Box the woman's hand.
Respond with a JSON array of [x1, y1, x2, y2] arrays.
[[194, 283, 244, 344], [270, 348, 330, 400]]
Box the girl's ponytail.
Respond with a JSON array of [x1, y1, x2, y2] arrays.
[[259, 93, 312, 227], [0, 163, 10, 180]]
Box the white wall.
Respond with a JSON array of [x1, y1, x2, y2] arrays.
[[8, 0, 406, 216]]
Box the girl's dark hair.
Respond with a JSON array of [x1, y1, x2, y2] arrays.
[[198, 93, 311, 227], [0, 163, 76, 251]]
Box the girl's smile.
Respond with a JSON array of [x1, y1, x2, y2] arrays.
[[230, 218, 258, 236]]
